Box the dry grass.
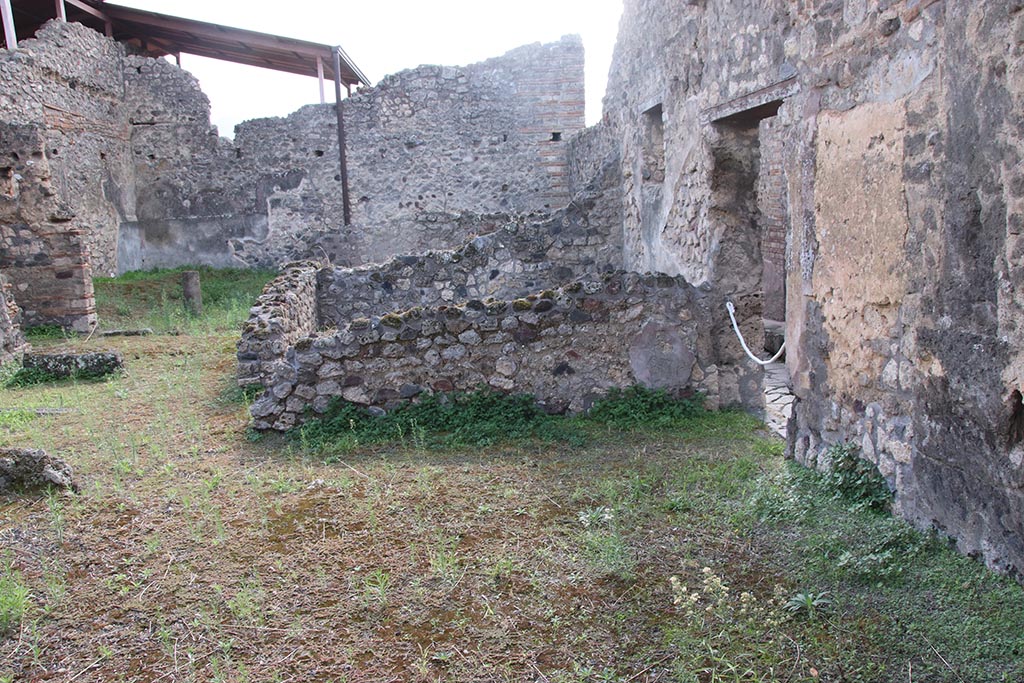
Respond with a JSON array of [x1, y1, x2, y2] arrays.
[[0, 324, 1022, 682]]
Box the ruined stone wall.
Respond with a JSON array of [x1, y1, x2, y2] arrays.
[[0, 122, 96, 331], [120, 37, 586, 271], [237, 261, 320, 388], [0, 271, 27, 364], [0, 20, 132, 330], [117, 54, 238, 272], [757, 117, 786, 323], [603, 0, 1024, 576], [247, 271, 721, 432], [239, 182, 624, 390], [0, 20, 134, 278]]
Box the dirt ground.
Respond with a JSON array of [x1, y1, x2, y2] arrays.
[[1, 332, 1022, 683]]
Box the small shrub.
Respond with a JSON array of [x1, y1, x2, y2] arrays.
[[4, 365, 115, 388], [362, 569, 391, 605], [4, 367, 60, 388], [835, 518, 927, 582], [784, 590, 831, 618], [586, 386, 704, 429], [23, 325, 66, 341], [577, 505, 615, 528], [296, 388, 573, 452], [667, 566, 788, 675], [581, 529, 635, 581], [0, 408, 36, 431], [825, 442, 892, 512]]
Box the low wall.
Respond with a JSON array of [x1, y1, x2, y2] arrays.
[[317, 183, 623, 329], [248, 271, 723, 431], [236, 262, 320, 387]]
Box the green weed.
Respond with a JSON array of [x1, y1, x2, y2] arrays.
[[580, 529, 635, 581], [294, 385, 709, 454], [362, 568, 391, 605], [94, 266, 275, 334], [0, 556, 30, 636], [23, 324, 67, 341], [4, 365, 119, 388], [585, 385, 703, 429], [0, 408, 35, 431], [825, 441, 892, 512], [223, 577, 266, 626], [296, 388, 572, 452]]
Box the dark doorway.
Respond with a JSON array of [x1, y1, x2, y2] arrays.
[[708, 99, 792, 430]]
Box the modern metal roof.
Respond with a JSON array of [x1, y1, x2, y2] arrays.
[[7, 0, 368, 87]]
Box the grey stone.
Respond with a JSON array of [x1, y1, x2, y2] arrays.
[[0, 447, 77, 493]]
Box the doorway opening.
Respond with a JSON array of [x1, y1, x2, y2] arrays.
[[708, 99, 792, 435]]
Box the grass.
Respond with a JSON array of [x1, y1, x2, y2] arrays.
[[92, 265, 276, 334], [0, 269, 1021, 681], [294, 385, 706, 454], [0, 557, 30, 636]]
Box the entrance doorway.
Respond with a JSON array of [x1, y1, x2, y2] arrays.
[[708, 99, 793, 435]]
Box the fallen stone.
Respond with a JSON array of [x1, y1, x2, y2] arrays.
[[22, 351, 124, 380], [0, 447, 78, 493], [100, 328, 154, 337], [0, 407, 79, 416]]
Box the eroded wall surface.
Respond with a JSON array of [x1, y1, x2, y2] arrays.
[[603, 0, 1024, 576], [0, 122, 97, 331], [0, 271, 27, 363]]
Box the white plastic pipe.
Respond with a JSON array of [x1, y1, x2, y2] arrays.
[[726, 300, 786, 366]]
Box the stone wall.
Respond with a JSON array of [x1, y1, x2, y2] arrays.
[[236, 261, 321, 388], [0, 271, 26, 364], [2, 23, 585, 331], [603, 0, 1024, 577], [247, 271, 722, 432], [0, 122, 96, 331], [239, 175, 625, 391], [0, 20, 134, 278], [757, 117, 786, 323], [118, 36, 586, 271], [0, 20, 130, 330]]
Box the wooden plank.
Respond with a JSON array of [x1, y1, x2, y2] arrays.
[[64, 0, 110, 23], [1, 0, 16, 50], [317, 55, 325, 104], [333, 47, 351, 226]]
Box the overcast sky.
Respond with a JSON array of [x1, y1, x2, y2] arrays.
[[112, 0, 625, 137]]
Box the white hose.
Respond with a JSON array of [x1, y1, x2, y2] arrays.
[[726, 301, 786, 366]]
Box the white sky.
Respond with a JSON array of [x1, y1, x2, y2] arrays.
[[112, 0, 625, 137]]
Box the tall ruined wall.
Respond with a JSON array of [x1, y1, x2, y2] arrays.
[[603, 0, 1024, 576], [117, 55, 238, 271], [120, 37, 586, 271], [0, 20, 134, 277], [0, 122, 97, 332], [0, 20, 132, 330]]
